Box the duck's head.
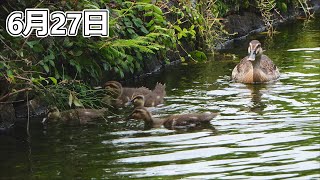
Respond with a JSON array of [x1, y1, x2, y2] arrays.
[[104, 81, 122, 98], [42, 106, 60, 123], [247, 40, 263, 61], [127, 107, 152, 122], [130, 95, 145, 107]]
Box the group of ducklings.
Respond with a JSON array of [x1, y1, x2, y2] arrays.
[[102, 81, 166, 108], [43, 40, 280, 130], [44, 81, 218, 129], [111, 82, 218, 129]]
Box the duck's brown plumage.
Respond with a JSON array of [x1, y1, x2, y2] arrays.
[[145, 82, 166, 106], [128, 107, 218, 130], [130, 83, 166, 107], [232, 40, 280, 83], [103, 81, 152, 107], [44, 107, 107, 125]]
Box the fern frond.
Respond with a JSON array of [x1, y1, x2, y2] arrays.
[[102, 36, 164, 54]]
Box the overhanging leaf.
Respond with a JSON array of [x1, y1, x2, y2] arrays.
[[73, 96, 84, 107], [48, 77, 57, 85], [68, 91, 73, 107], [26, 41, 39, 48]]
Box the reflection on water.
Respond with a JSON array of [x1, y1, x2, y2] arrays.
[[287, 47, 320, 51], [1, 15, 320, 180]]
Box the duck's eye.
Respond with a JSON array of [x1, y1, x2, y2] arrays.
[[257, 44, 261, 50]]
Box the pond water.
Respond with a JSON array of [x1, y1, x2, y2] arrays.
[[1, 16, 320, 179]]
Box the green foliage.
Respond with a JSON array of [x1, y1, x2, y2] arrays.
[[34, 77, 110, 110], [0, 0, 173, 84], [255, 0, 312, 36], [173, 25, 196, 40], [256, 0, 277, 36], [0, 0, 181, 107], [190, 50, 208, 62], [277, 1, 288, 12]]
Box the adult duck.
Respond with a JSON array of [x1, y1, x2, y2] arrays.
[[232, 40, 280, 83]]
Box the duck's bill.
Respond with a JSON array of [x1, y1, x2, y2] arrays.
[[124, 100, 133, 107], [248, 52, 256, 61]]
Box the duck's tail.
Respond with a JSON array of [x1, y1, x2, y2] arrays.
[[154, 82, 166, 96]]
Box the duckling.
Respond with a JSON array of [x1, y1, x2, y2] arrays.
[[43, 107, 107, 125], [146, 82, 166, 106], [103, 81, 151, 107], [128, 107, 218, 130], [232, 40, 280, 83], [129, 95, 145, 108], [102, 81, 124, 107], [130, 83, 166, 107], [103, 81, 122, 99]]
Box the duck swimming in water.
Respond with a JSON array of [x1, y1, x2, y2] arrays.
[[129, 83, 166, 107], [232, 40, 280, 84], [128, 107, 218, 130], [102, 81, 152, 107], [43, 107, 107, 125]]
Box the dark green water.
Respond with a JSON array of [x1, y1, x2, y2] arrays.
[[1, 17, 320, 179]]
